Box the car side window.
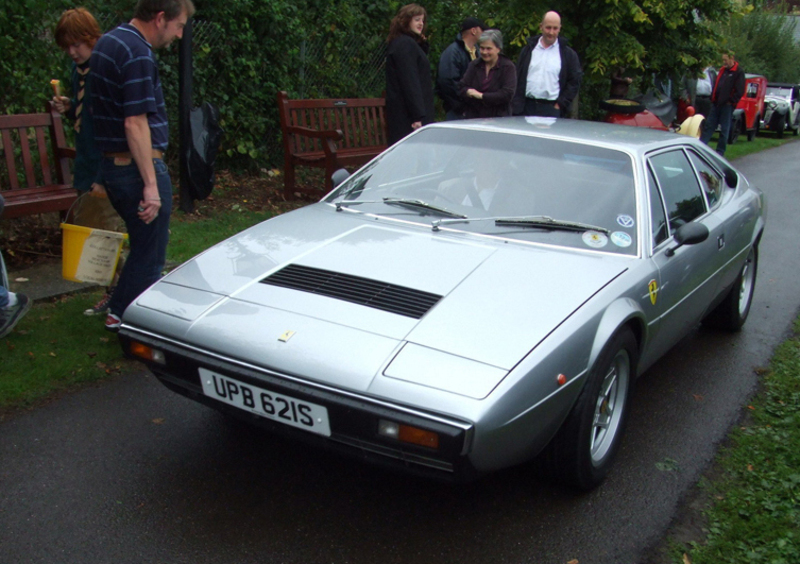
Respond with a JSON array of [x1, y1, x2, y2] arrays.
[[688, 150, 723, 209], [648, 150, 706, 230], [747, 82, 758, 98], [648, 167, 669, 248]]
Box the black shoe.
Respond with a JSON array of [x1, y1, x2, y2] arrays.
[[0, 293, 32, 339]]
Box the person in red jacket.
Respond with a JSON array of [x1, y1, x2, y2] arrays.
[[699, 51, 745, 156]]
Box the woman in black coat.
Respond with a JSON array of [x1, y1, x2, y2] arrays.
[[459, 29, 516, 119], [385, 4, 435, 145]]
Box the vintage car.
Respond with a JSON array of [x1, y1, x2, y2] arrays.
[[118, 119, 765, 490], [760, 82, 800, 137], [729, 74, 767, 143]]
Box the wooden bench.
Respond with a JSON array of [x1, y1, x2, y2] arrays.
[[0, 102, 77, 219], [277, 91, 387, 199]]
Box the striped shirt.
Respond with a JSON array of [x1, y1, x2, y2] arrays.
[[90, 23, 169, 153]]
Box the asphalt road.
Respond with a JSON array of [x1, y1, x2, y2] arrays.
[[2, 141, 800, 564]]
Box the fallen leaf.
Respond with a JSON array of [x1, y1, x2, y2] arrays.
[[683, 554, 691, 564], [87, 351, 97, 358], [99, 337, 109, 343], [692, 394, 704, 401], [566, 560, 579, 564], [747, 464, 754, 471], [152, 418, 165, 425], [49, 352, 56, 357], [14, 277, 29, 282], [747, 405, 755, 410]]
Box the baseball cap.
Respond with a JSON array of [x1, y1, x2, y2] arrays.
[[461, 17, 485, 32]]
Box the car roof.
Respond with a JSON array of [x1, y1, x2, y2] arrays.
[[767, 82, 799, 88], [424, 117, 697, 155]]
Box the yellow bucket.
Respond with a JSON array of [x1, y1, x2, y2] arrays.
[[61, 223, 128, 285]]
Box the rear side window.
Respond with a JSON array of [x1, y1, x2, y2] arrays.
[[688, 150, 723, 208], [649, 150, 706, 230], [648, 168, 669, 247]]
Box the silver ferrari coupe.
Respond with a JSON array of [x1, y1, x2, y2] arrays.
[[119, 118, 765, 490]]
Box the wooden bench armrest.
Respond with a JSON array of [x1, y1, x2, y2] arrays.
[[58, 147, 77, 159], [286, 125, 344, 141]]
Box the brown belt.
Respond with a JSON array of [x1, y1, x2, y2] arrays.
[[104, 149, 164, 159]]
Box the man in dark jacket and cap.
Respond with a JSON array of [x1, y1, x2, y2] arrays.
[[512, 11, 582, 118], [436, 16, 485, 120], [699, 51, 745, 156]]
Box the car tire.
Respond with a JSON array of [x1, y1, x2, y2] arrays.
[[793, 114, 799, 136], [702, 244, 758, 332], [728, 115, 741, 144], [776, 116, 785, 138], [536, 327, 637, 490], [747, 121, 758, 141]]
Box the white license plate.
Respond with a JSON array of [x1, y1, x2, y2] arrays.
[[199, 368, 331, 436]]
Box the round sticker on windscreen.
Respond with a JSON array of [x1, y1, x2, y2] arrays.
[[616, 214, 635, 228], [611, 231, 633, 248], [582, 231, 608, 248]]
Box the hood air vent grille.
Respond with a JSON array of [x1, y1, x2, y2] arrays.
[[261, 264, 442, 319]]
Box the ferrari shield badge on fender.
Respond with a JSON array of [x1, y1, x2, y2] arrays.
[[278, 330, 296, 342], [648, 280, 658, 305]]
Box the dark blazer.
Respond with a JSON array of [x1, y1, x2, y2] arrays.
[[512, 35, 582, 117], [385, 33, 436, 145], [458, 55, 517, 118], [436, 33, 472, 113]]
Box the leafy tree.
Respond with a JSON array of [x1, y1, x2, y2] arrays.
[[723, 5, 800, 83], [476, 0, 734, 118]]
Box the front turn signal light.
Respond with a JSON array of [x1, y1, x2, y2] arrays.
[[130, 341, 166, 364], [378, 419, 439, 449]]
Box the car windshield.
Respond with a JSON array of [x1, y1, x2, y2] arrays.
[[766, 86, 792, 98], [326, 127, 638, 255]]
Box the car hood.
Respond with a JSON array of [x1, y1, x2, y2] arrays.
[[126, 205, 628, 390], [765, 95, 789, 105]]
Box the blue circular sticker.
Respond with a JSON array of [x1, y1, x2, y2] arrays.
[[616, 214, 635, 228], [611, 231, 633, 248]]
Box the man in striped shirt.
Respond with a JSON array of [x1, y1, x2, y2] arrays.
[[90, 0, 195, 332]]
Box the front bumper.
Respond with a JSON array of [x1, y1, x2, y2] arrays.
[[119, 325, 479, 481]]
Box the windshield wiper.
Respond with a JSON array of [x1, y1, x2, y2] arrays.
[[495, 216, 609, 233], [334, 197, 467, 219], [431, 215, 608, 233], [382, 198, 467, 218]]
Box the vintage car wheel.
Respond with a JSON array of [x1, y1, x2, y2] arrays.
[[747, 121, 759, 141], [793, 114, 799, 136], [776, 116, 786, 138], [537, 327, 637, 490], [728, 115, 742, 144], [599, 99, 646, 115], [702, 245, 758, 332]]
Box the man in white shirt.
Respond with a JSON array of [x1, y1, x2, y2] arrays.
[[512, 11, 582, 118], [683, 66, 717, 118]]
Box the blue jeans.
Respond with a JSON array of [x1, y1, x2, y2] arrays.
[[101, 157, 172, 317], [700, 103, 733, 156]]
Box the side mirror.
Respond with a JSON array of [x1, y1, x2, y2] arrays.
[[666, 222, 709, 256], [724, 168, 738, 188], [331, 168, 350, 188]]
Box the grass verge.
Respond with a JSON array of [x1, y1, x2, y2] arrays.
[[0, 203, 284, 412], [711, 132, 795, 160], [0, 291, 140, 411], [670, 316, 800, 563]]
